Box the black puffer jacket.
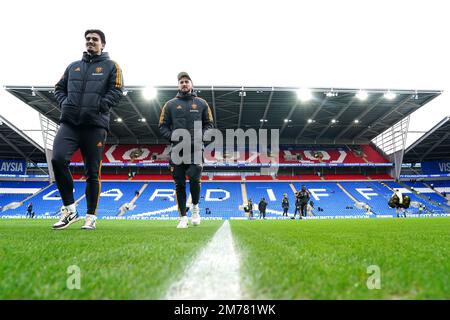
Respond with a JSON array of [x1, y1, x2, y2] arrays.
[[297, 190, 310, 205], [258, 200, 268, 211], [159, 91, 214, 144], [54, 52, 123, 130]]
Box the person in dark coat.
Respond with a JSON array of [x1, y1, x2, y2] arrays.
[[258, 197, 268, 219], [26, 202, 33, 218], [297, 185, 311, 218], [159, 72, 214, 229], [52, 29, 123, 231], [281, 193, 289, 218]]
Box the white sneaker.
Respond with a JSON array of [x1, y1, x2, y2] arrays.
[[177, 216, 188, 229], [52, 206, 80, 230], [81, 214, 97, 230], [191, 204, 201, 226]]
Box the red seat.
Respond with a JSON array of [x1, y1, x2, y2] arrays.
[[212, 175, 242, 181], [245, 176, 274, 181]]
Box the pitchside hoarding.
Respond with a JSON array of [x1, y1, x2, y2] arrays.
[[421, 160, 450, 175], [0, 160, 26, 175]]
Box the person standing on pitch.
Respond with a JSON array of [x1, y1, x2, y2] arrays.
[[281, 193, 289, 218], [298, 185, 310, 218], [52, 29, 123, 230], [26, 202, 33, 218], [258, 197, 268, 219], [159, 72, 214, 228], [247, 199, 254, 220]]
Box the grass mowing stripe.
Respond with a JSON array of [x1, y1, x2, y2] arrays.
[[0, 219, 222, 299], [165, 220, 244, 300], [230, 218, 450, 299]]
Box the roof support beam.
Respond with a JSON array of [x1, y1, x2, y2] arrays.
[[315, 98, 355, 141], [110, 109, 137, 139], [419, 131, 450, 161], [259, 89, 274, 129], [334, 95, 384, 143], [405, 116, 450, 155], [219, 114, 239, 122], [0, 131, 30, 161], [237, 88, 245, 129], [125, 95, 158, 138], [353, 95, 414, 141], [214, 107, 239, 116], [294, 98, 329, 141], [0, 115, 44, 153], [280, 101, 299, 135], [35, 91, 60, 115]]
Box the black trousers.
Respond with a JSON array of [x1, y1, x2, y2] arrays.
[[171, 164, 202, 216], [282, 208, 288, 216], [51, 123, 106, 215], [259, 210, 266, 219], [294, 206, 300, 217], [300, 203, 307, 217]]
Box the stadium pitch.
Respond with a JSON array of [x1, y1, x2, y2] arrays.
[[0, 218, 449, 299]]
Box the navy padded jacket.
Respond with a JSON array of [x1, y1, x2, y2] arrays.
[[54, 51, 123, 130]]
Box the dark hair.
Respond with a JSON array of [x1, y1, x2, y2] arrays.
[[85, 29, 106, 44]]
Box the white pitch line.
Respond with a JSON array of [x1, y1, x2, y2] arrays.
[[165, 220, 244, 300]]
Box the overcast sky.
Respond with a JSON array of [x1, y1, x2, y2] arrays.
[[0, 0, 449, 148]]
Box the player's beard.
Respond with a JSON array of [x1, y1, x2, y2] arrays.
[[86, 45, 101, 55]]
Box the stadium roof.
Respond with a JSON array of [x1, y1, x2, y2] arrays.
[[4, 85, 441, 145], [404, 116, 450, 163], [0, 114, 46, 163]]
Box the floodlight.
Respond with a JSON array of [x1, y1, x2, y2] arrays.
[[356, 90, 368, 100], [384, 91, 396, 100], [297, 88, 312, 102], [143, 86, 157, 100]]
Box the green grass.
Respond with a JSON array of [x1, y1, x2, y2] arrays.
[[2, 218, 449, 300], [231, 218, 450, 299], [0, 219, 222, 299]]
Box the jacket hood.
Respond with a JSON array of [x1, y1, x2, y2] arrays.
[[176, 90, 198, 100], [82, 51, 110, 62]]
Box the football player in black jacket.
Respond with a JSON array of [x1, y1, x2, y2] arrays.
[[52, 29, 123, 230]]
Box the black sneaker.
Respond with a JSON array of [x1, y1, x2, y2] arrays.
[[52, 207, 80, 230]]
